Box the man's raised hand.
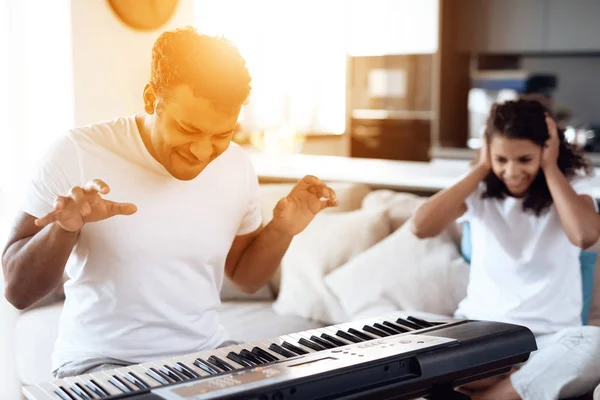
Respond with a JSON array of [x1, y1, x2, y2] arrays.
[[34, 179, 137, 232]]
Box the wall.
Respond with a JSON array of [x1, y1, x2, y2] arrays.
[[70, 0, 195, 127], [521, 56, 600, 126], [0, 2, 195, 399]]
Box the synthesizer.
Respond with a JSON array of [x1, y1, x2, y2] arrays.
[[23, 311, 537, 400]]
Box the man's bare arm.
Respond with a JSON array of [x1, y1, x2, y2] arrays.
[[2, 212, 78, 309]]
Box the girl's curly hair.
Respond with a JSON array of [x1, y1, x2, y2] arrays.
[[480, 99, 592, 215]]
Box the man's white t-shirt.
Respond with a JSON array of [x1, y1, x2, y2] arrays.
[[454, 176, 598, 335], [21, 115, 262, 371]]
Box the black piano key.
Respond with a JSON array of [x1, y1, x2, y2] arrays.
[[373, 323, 399, 336], [227, 352, 254, 368], [336, 330, 363, 343], [173, 362, 200, 379], [281, 341, 309, 355], [208, 355, 235, 371], [86, 380, 110, 398], [160, 365, 185, 382], [146, 368, 171, 385], [310, 335, 337, 349], [298, 337, 326, 351], [382, 320, 410, 333], [348, 328, 376, 341], [407, 316, 435, 328], [109, 375, 133, 393], [396, 318, 422, 330], [125, 372, 150, 389], [268, 343, 296, 358], [194, 358, 220, 375], [54, 387, 77, 400], [363, 325, 390, 337], [71, 383, 94, 400], [252, 347, 279, 362], [240, 349, 265, 365], [321, 333, 348, 347]]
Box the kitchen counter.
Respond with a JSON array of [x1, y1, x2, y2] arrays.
[[247, 150, 600, 198]]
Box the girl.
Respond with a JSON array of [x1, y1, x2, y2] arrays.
[[412, 100, 600, 400]]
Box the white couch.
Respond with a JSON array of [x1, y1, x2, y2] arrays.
[[2, 182, 600, 400]]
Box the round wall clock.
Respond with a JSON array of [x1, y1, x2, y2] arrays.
[[107, 0, 179, 31]]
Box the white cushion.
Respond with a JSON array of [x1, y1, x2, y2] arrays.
[[219, 301, 324, 343], [260, 182, 372, 296], [325, 220, 470, 319], [272, 207, 390, 324], [15, 303, 62, 385], [362, 190, 425, 231]]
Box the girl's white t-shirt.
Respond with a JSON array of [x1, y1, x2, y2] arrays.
[[455, 175, 597, 335]]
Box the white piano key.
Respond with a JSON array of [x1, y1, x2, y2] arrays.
[[35, 382, 64, 399], [23, 384, 56, 400]]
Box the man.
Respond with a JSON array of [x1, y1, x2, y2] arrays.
[[1, 26, 338, 378]]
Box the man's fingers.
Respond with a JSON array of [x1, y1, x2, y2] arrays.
[[83, 179, 110, 195], [105, 200, 138, 217], [68, 186, 91, 215], [34, 211, 61, 228], [53, 196, 68, 211], [297, 175, 322, 190]]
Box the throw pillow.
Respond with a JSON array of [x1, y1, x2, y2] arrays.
[[260, 182, 372, 296], [272, 207, 390, 324], [325, 220, 470, 319]]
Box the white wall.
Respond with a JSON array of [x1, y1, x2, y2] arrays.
[[70, 0, 195, 126], [0, 2, 195, 399]]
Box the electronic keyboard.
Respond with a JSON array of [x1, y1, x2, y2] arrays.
[[23, 311, 537, 400]]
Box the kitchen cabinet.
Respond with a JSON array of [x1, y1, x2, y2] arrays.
[[546, 0, 600, 52], [458, 0, 546, 53], [458, 0, 600, 54]]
